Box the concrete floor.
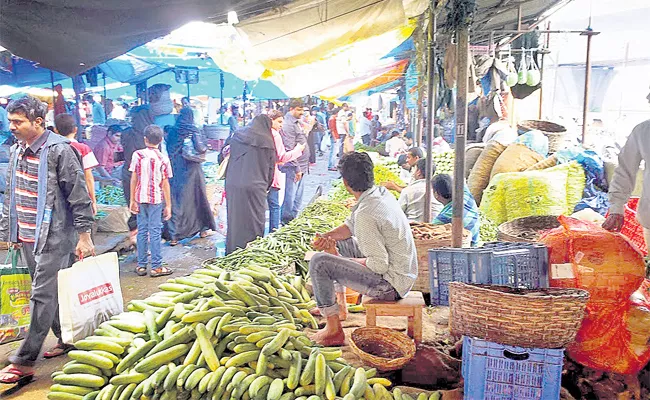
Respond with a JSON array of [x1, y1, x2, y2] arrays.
[[0, 151, 341, 398]]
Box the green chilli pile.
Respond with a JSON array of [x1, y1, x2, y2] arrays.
[[430, 152, 454, 176], [96, 186, 127, 206], [48, 265, 391, 400], [478, 212, 498, 244], [328, 165, 403, 202], [204, 201, 350, 276], [203, 164, 222, 185]]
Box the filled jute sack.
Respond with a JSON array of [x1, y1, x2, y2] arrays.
[[489, 143, 544, 180], [467, 141, 506, 205]]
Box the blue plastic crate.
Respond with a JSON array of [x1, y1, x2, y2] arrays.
[[429, 243, 549, 305], [462, 336, 564, 400]]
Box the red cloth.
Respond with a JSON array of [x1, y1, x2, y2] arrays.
[[70, 141, 99, 170], [94, 136, 119, 172], [54, 93, 67, 116], [328, 115, 339, 140]]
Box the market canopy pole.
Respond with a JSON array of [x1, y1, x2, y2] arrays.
[[423, 0, 437, 223], [451, 0, 472, 248], [581, 26, 599, 147]]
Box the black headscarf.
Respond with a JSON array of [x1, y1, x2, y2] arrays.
[[176, 107, 199, 137], [231, 114, 275, 150], [122, 106, 154, 177]]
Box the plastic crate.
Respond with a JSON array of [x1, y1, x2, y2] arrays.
[[462, 336, 564, 400], [429, 243, 549, 306]]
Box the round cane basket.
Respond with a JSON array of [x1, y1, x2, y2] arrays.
[[449, 282, 589, 348], [517, 120, 567, 153], [497, 216, 561, 243], [349, 327, 416, 371]]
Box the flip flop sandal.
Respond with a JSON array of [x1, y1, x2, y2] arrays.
[[0, 367, 34, 385], [169, 240, 179, 246], [43, 343, 75, 359], [135, 266, 147, 276], [150, 266, 173, 278]]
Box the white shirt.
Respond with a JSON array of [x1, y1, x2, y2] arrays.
[[398, 179, 444, 222], [609, 120, 650, 227], [359, 117, 371, 137], [385, 136, 408, 158]]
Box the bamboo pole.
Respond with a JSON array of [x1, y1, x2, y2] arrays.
[[452, 27, 469, 248], [423, 2, 437, 223]]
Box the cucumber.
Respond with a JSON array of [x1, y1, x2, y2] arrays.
[[46, 393, 84, 400], [49, 384, 95, 396], [115, 340, 156, 374], [135, 344, 191, 373], [110, 372, 150, 385], [53, 374, 106, 388], [68, 350, 113, 370], [62, 363, 103, 376], [74, 339, 125, 355]]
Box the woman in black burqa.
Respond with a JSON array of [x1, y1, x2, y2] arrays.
[[225, 114, 277, 254], [165, 107, 216, 245]]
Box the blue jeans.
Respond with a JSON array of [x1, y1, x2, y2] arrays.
[[328, 136, 340, 169], [137, 203, 163, 269], [309, 238, 398, 317], [267, 188, 281, 233], [281, 168, 305, 224]]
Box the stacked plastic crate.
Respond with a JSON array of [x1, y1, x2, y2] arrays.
[[428, 243, 565, 399]]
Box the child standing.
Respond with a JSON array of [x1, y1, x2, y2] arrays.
[[129, 125, 173, 277]]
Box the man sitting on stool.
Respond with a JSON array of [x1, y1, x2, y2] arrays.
[[309, 152, 417, 346]]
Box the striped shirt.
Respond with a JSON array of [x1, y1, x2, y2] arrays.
[[344, 186, 418, 297], [129, 147, 172, 205], [16, 132, 49, 243]]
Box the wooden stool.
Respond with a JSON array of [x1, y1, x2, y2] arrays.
[[362, 291, 425, 343]]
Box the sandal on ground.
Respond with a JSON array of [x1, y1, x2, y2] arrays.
[[135, 266, 147, 276], [150, 266, 173, 278], [0, 366, 34, 384], [43, 343, 75, 359], [169, 240, 179, 246], [199, 231, 210, 238]]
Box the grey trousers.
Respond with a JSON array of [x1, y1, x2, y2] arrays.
[[9, 243, 72, 366], [309, 238, 398, 317]]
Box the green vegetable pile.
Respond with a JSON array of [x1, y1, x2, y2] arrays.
[[203, 201, 350, 276], [431, 151, 454, 176], [479, 212, 498, 244], [203, 164, 222, 185], [97, 186, 127, 206], [48, 264, 394, 400], [354, 142, 386, 155], [328, 164, 403, 202]]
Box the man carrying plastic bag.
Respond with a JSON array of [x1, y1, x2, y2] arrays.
[[0, 96, 95, 384]]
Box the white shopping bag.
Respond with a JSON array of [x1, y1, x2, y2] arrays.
[[58, 252, 124, 343]]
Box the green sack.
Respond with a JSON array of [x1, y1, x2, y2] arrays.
[[0, 248, 31, 344]]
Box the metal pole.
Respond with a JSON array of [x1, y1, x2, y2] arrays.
[[423, 2, 437, 223], [103, 73, 108, 118], [220, 71, 225, 125], [186, 81, 191, 98], [49, 70, 55, 107], [581, 29, 597, 146], [453, 27, 469, 248], [538, 22, 551, 119], [242, 82, 248, 126]]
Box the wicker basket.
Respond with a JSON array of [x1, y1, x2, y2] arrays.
[[517, 120, 567, 153], [449, 282, 589, 348], [349, 327, 416, 371], [412, 224, 471, 292], [497, 216, 561, 243]]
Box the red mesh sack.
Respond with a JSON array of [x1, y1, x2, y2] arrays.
[[540, 216, 649, 374]]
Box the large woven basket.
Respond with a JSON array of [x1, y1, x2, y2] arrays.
[[349, 327, 416, 371], [411, 223, 471, 292], [449, 282, 589, 348], [497, 216, 561, 243], [518, 120, 568, 153]]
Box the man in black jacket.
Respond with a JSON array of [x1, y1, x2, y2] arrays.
[[0, 96, 95, 383]]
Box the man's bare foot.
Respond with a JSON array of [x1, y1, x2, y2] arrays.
[[310, 327, 346, 346], [0, 364, 34, 384]]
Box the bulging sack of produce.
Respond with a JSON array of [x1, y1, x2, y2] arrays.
[[489, 143, 544, 180], [514, 130, 549, 157], [540, 217, 650, 374], [503, 169, 568, 221], [95, 204, 130, 233], [545, 162, 586, 214], [479, 179, 507, 225], [467, 141, 506, 205], [58, 252, 124, 343]]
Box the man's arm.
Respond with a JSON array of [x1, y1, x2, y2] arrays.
[[56, 145, 95, 256], [162, 178, 171, 220], [84, 169, 97, 215], [382, 181, 405, 192]]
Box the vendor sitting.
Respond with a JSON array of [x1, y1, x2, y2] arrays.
[[310, 152, 417, 346], [431, 174, 481, 246], [384, 147, 424, 192], [399, 159, 443, 222]]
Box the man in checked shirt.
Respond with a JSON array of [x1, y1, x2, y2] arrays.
[[309, 152, 418, 346]]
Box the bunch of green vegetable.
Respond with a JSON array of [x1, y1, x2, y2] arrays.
[[96, 186, 127, 206], [203, 164, 222, 185], [328, 164, 403, 202], [431, 151, 454, 176], [204, 201, 350, 276], [47, 264, 392, 400], [479, 212, 498, 244]]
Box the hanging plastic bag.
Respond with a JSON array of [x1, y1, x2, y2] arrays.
[[58, 253, 124, 344], [0, 248, 31, 345], [505, 56, 518, 87], [526, 51, 541, 86], [320, 132, 331, 153], [517, 49, 528, 85]]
